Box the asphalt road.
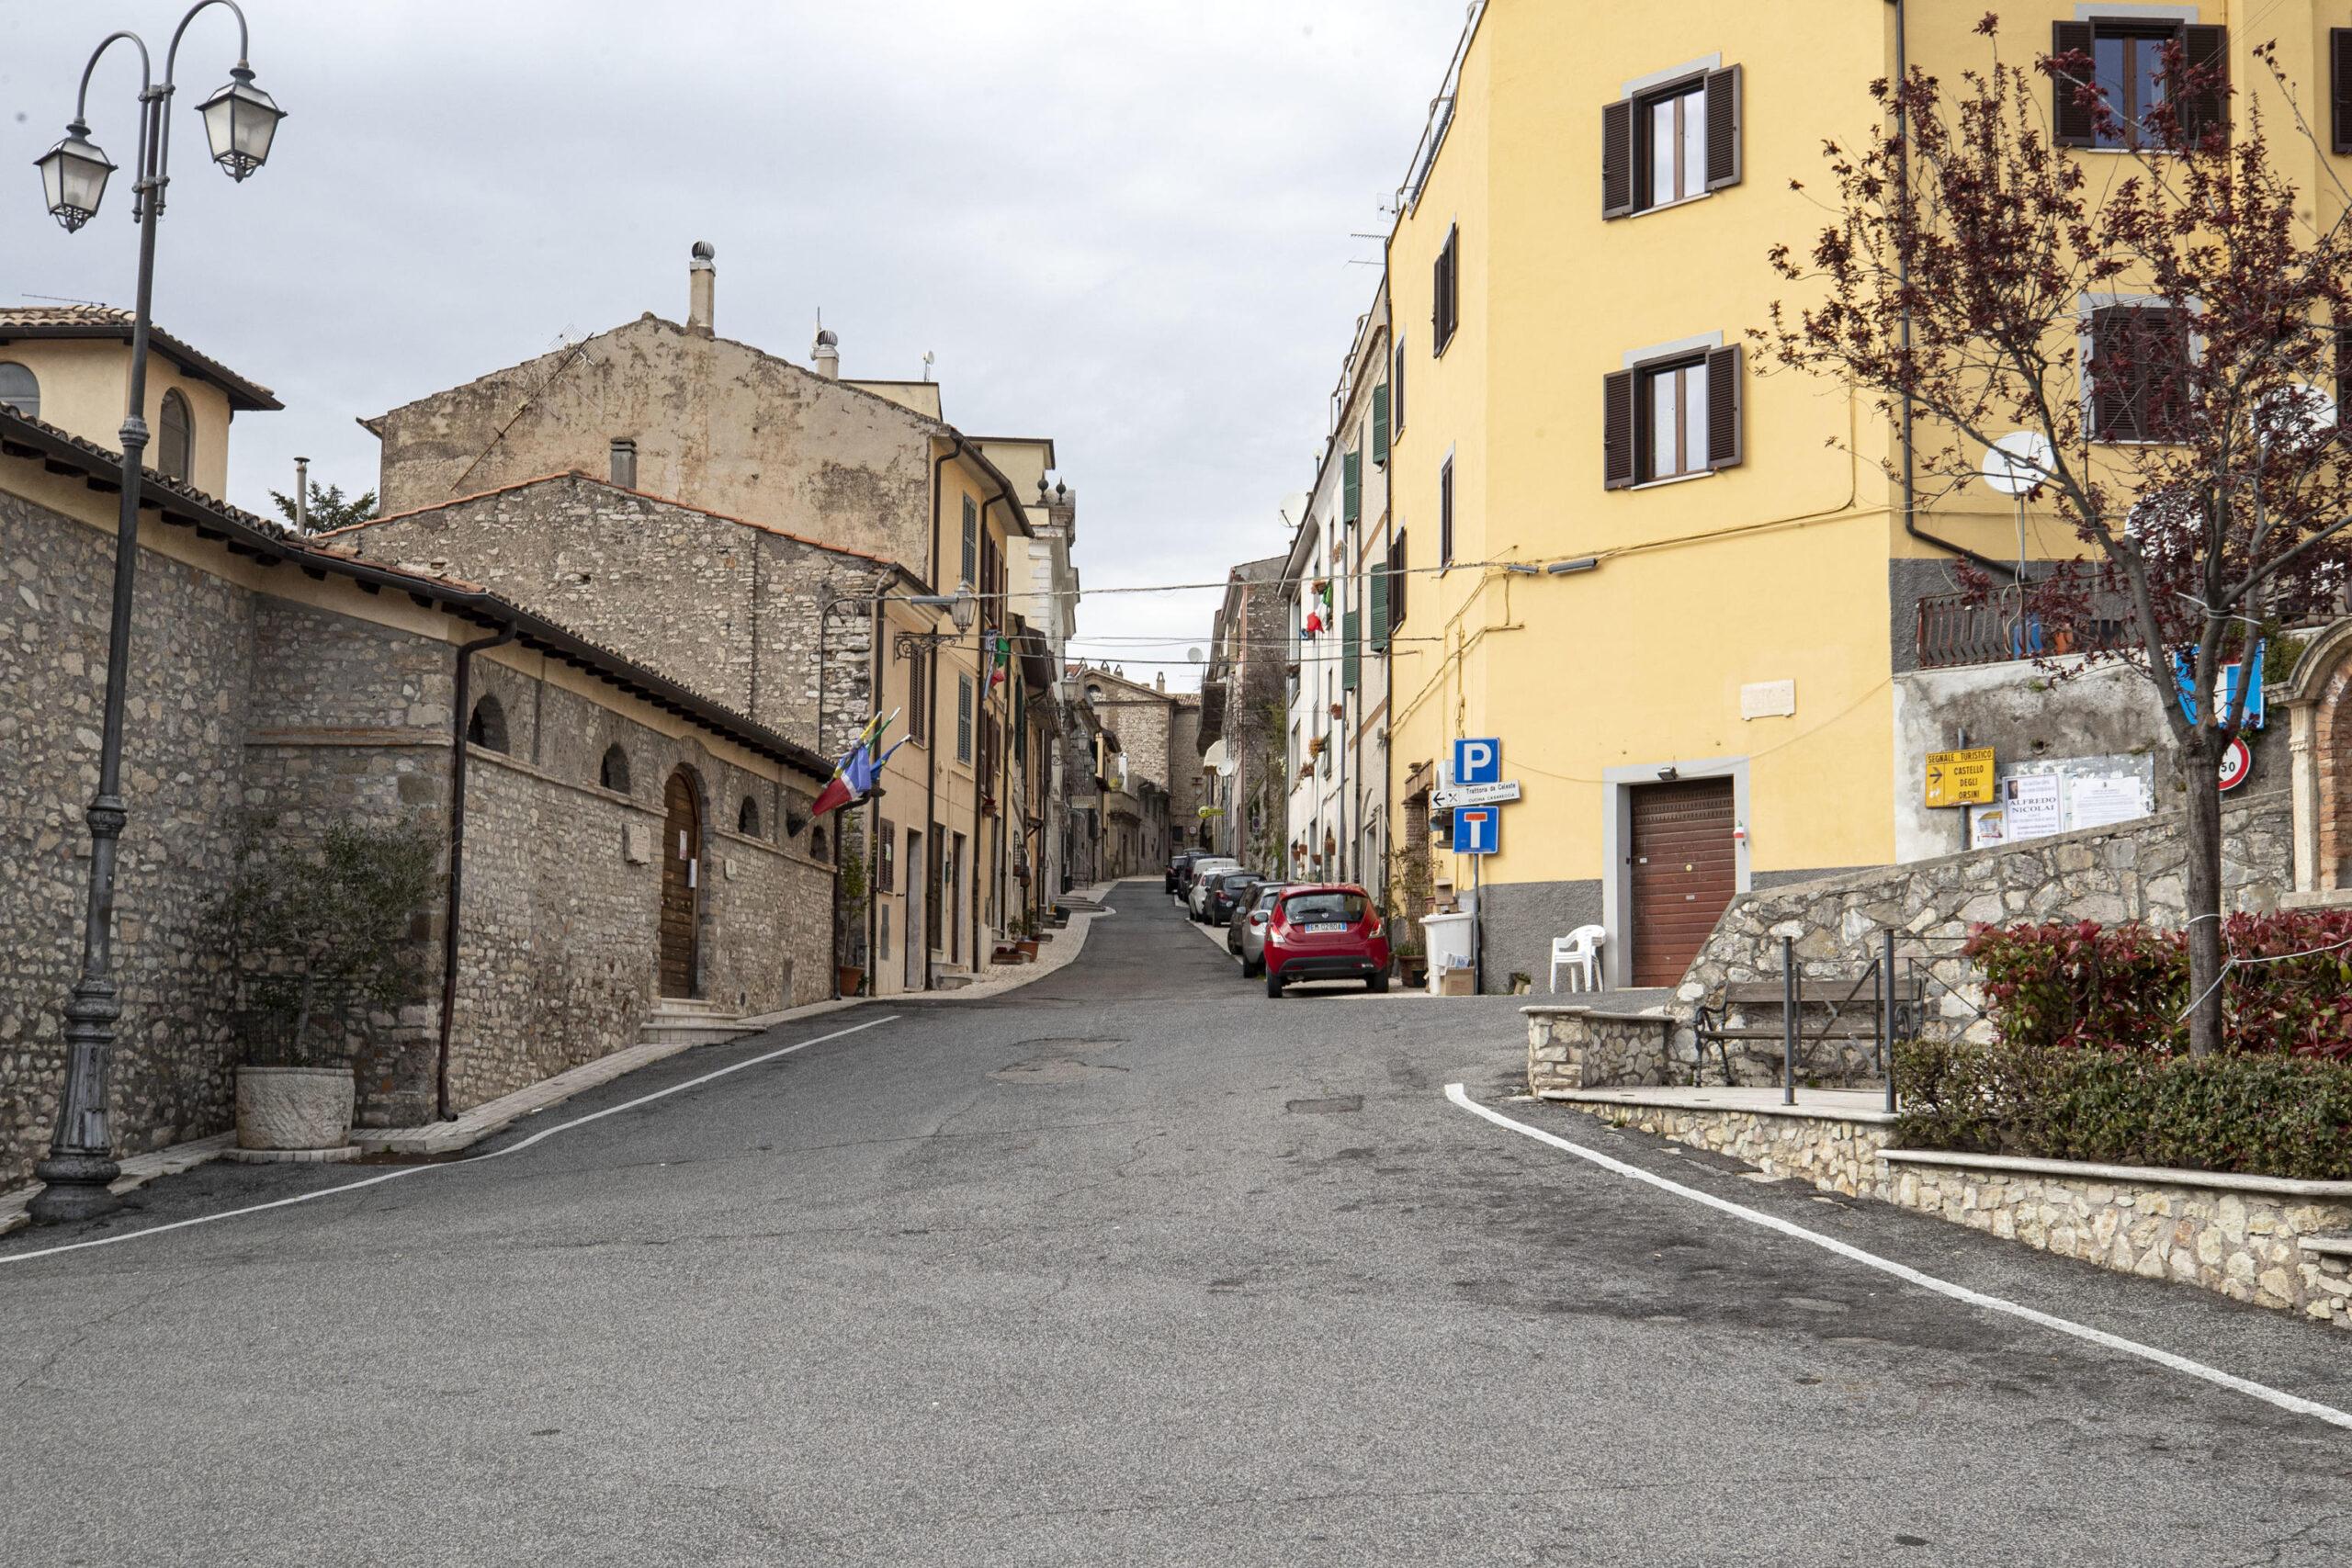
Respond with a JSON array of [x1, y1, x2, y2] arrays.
[[5, 881, 2349, 1566]]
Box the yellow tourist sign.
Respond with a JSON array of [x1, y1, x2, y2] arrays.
[[1924, 747, 1996, 808]]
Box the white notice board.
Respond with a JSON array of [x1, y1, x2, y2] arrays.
[[2064, 773, 2151, 832], [2001, 774, 2064, 841]]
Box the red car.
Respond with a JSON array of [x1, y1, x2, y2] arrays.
[[1262, 884, 1390, 997]]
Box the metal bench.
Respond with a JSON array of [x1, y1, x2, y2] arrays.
[[1691, 967, 1922, 1089]]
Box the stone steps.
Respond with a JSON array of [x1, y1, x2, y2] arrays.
[[641, 998, 752, 1047]]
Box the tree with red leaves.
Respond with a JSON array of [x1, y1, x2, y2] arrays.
[[1768, 17, 2352, 1056]]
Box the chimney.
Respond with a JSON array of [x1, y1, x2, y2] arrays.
[[1156, 672, 1166, 693], [812, 324, 840, 379], [687, 241, 716, 334], [292, 456, 309, 531]]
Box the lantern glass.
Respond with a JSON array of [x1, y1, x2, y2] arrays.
[[197, 72, 283, 181], [951, 583, 978, 633], [35, 130, 113, 231]]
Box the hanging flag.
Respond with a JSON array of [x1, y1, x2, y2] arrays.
[[810, 710, 898, 819], [989, 631, 1012, 689], [1305, 609, 1324, 637]]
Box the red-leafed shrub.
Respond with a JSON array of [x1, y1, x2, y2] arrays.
[[1964, 912, 2352, 1061]]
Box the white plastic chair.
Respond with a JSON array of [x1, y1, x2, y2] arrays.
[[1549, 925, 1606, 993]]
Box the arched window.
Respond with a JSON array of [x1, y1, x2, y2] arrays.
[[810, 824, 830, 863], [0, 363, 39, 421], [158, 389, 193, 482], [465, 694, 508, 754], [785, 798, 809, 839], [737, 795, 761, 836], [599, 744, 632, 794]]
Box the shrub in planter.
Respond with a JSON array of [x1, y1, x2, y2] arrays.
[[1894, 1038, 2352, 1181], [223, 820, 437, 1149]]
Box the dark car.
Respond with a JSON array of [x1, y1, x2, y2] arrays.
[[1222, 877, 1267, 953], [1237, 882, 1290, 976], [1262, 884, 1391, 997], [1166, 851, 1200, 896], [1204, 870, 1258, 928]]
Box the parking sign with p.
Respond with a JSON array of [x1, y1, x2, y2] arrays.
[[1453, 737, 1500, 786]]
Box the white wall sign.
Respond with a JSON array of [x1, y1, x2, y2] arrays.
[[1739, 680, 1796, 720], [2064, 774, 2150, 831], [2001, 774, 2064, 840]]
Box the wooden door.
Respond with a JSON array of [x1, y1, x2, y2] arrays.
[[660, 769, 701, 998], [1629, 777, 1736, 987]]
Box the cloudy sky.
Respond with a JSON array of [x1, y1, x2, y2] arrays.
[[2, 0, 1470, 690]]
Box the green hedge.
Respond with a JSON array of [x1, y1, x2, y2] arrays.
[[1894, 1038, 2352, 1181]]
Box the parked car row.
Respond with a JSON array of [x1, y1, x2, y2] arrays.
[[1168, 852, 1393, 998]]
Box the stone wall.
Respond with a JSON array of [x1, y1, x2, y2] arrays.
[[1524, 1005, 1673, 1095], [1676, 786, 2294, 1083], [338, 473, 893, 756], [1559, 1099, 1896, 1199]]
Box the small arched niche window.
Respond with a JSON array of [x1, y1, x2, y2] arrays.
[[600, 743, 633, 795], [465, 694, 508, 754], [737, 795, 761, 837], [0, 363, 40, 421], [158, 389, 193, 482], [785, 798, 809, 840], [810, 823, 830, 863]]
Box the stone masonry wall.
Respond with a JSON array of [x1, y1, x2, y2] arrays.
[[1524, 1006, 1674, 1095], [1675, 787, 2294, 1082], [0, 491, 257, 1190], [1562, 1100, 1896, 1198], [337, 473, 894, 757]]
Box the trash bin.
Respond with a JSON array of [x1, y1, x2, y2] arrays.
[[1419, 910, 1476, 997]]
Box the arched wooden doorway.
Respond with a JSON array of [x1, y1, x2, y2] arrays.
[[660, 768, 701, 997]]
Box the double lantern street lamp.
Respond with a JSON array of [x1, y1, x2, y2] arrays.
[[25, 2, 284, 1225]]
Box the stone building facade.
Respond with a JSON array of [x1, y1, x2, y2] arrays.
[[0, 412, 836, 1191]]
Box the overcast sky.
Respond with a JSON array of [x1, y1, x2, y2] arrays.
[[1, 0, 1469, 691]]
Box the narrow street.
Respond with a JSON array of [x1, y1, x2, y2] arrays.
[[4, 883, 2347, 1566]]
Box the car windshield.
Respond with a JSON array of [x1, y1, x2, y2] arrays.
[[1283, 891, 1368, 924]]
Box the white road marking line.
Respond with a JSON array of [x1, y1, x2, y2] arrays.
[[1, 1016, 900, 1269], [1443, 1083, 2352, 1434]]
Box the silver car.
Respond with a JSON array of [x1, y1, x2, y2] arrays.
[[1238, 882, 1290, 976]]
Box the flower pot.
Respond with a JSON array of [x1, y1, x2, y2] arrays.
[[1015, 939, 1041, 959], [234, 1066, 356, 1154], [837, 964, 865, 997]]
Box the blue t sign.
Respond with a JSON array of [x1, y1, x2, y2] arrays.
[[1453, 805, 1499, 855], [1453, 737, 1501, 786]]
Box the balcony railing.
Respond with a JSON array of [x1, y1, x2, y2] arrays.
[[1914, 590, 2129, 671]]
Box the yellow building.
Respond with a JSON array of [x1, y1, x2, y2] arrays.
[[1382, 1, 2300, 992]]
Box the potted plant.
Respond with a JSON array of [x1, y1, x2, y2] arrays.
[[835, 819, 870, 996], [1385, 840, 1434, 987], [222, 820, 436, 1159]]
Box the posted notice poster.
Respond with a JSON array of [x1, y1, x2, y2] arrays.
[[2065, 774, 2150, 831], [2000, 774, 2064, 841]]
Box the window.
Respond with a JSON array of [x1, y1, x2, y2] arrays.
[[1371, 383, 1389, 467], [1388, 531, 1408, 629], [600, 743, 633, 794], [1603, 65, 1741, 219], [2052, 21, 2226, 149], [1439, 457, 1454, 565], [738, 795, 761, 836], [879, 904, 892, 964], [960, 495, 978, 589], [1342, 448, 1361, 525], [466, 694, 508, 754], [786, 797, 809, 838], [1393, 336, 1407, 435], [957, 674, 974, 763], [811, 824, 830, 863], [1603, 344, 1744, 489], [878, 818, 897, 892], [1431, 226, 1459, 353], [2086, 303, 2189, 443], [158, 389, 193, 482], [907, 654, 928, 743], [0, 363, 39, 421], [609, 438, 637, 489], [2335, 29, 2352, 153]]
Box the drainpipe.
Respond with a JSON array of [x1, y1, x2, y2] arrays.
[[866, 587, 883, 991], [974, 490, 1010, 968], [922, 437, 962, 991], [1891, 0, 2018, 585], [437, 621, 517, 1122]]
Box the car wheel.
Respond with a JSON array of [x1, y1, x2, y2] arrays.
[[1242, 954, 1261, 978], [1264, 970, 1283, 998], [1366, 971, 1390, 995]]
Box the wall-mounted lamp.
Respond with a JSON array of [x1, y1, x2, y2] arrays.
[[1657, 765, 1679, 781], [1546, 557, 1600, 576]]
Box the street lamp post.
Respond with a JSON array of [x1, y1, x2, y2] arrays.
[[26, 1, 284, 1225]]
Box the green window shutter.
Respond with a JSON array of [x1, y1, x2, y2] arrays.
[[1371, 384, 1389, 467], [1342, 610, 1362, 691], [1342, 449, 1361, 525], [1368, 563, 1390, 651]]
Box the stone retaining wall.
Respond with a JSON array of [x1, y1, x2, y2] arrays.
[[1525, 1007, 1674, 1095], [1555, 1099, 1894, 1197]]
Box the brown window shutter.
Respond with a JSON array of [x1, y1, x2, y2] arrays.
[[1703, 65, 1742, 191], [2052, 22, 2096, 147], [2089, 307, 2137, 443], [1601, 98, 1634, 218], [2335, 31, 2352, 153], [1603, 369, 1637, 489], [1705, 344, 1743, 469], [2180, 26, 2228, 143]]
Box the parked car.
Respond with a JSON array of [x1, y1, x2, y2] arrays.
[[1237, 882, 1289, 975], [1186, 859, 1239, 919], [1181, 854, 1235, 904], [1204, 870, 1258, 928], [1166, 851, 1200, 896], [1262, 884, 1390, 997], [1220, 877, 1266, 952]]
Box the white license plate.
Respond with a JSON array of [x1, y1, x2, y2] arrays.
[[1306, 922, 1347, 934]]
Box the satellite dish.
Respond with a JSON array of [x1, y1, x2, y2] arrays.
[[1982, 432, 2054, 497], [1187, 647, 1204, 665]]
